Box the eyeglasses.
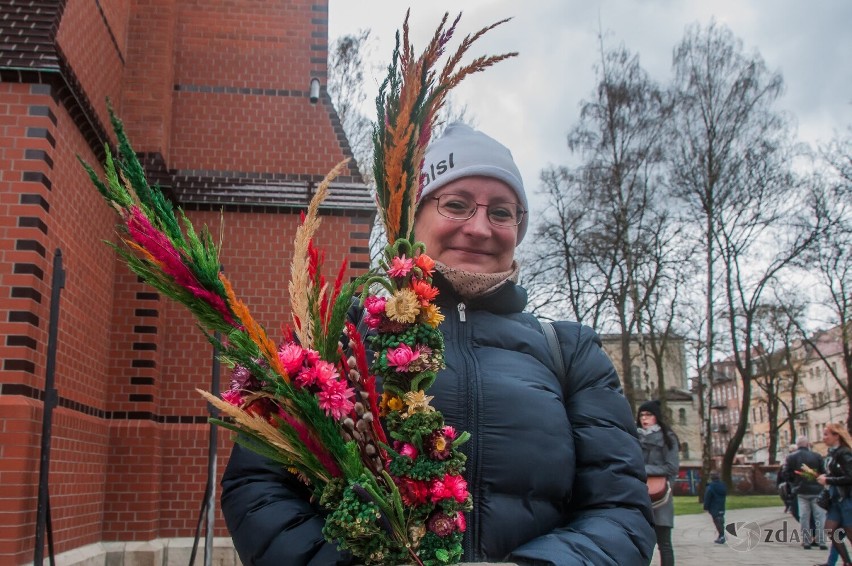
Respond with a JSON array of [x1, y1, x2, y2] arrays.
[[431, 194, 526, 227]]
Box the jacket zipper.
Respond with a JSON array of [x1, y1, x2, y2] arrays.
[[455, 300, 480, 560]]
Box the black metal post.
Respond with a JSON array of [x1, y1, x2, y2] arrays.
[[205, 332, 221, 566], [34, 249, 65, 566]]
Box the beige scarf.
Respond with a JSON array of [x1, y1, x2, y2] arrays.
[[435, 260, 520, 301]]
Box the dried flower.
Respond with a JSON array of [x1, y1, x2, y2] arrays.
[[221, 389, 243, 406], [427, 511, 456, 537], [424, 429, 452, 460], [230, 364, 258, 390], [430, 473, 469, 504], [397, 476, 430, 506], [317, 379, 355, 420], [387, 255, 414, 278], [385, 288, 421, 323], [398, 442, 419, 459], [454, 511, 466, 532], [403, 390, 435, 418], [415, 254, 435, 277], [278, 343, 307, 376], [419, 303, 444, 328], [410, 279, 439, 305], [386, 344, 421, 372], [364, 295, 388, 315]]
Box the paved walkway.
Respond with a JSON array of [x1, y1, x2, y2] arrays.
[[658, 506, 840, 566]]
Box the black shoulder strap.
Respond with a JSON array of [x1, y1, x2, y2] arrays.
[[537, 318, 568, 397]]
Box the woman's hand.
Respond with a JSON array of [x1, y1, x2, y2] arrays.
[[817, 473, 827, 486]]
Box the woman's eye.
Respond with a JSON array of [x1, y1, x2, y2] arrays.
[[489, 206, 514, 219], [443, 200, 470, 212]]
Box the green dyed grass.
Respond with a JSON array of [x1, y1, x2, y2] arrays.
[[674, 494, 781, 516]]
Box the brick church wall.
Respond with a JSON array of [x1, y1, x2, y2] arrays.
[[0, 0, 371, 562]]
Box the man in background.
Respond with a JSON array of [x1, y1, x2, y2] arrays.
[[783, 436, 827, 550]]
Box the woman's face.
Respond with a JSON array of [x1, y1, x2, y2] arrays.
[[639, 411, 658, 429], [414, 176, 520, 273], [824, 426, 839, 447]]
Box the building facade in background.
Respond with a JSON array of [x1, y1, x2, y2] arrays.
[[0, 1, 372, 563], [707, 325, 850, 466]]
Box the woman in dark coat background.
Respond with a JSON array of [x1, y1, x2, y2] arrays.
[[637, 399, 680, 566]]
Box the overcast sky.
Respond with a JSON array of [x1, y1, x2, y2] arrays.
[[328, 0, 852, 217]]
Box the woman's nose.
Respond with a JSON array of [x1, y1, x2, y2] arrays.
[[461, 206, 492, 236]]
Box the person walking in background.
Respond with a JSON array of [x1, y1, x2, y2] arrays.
[[779, 443, 800, 518], [638, 399, 680, 566], [704, 471, 727, 544], [786, 435, 828, 550], [816, 423, 852, 566]]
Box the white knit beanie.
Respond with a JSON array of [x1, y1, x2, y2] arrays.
[[419, 122, 528, 242]]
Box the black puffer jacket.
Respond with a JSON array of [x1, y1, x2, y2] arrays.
[[825, 445, 852, 500], [785, 448, 825, 496], [221, 275, 655, 565]]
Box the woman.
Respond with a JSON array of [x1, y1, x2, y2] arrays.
[[816, 422, 852, 566], [637, 399, 680, 566], [221, 123, 656, 565]]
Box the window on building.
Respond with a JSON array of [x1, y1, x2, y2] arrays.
[[799, 424, 808, 437], [679, 408, 687, 426], [681, 441, 689, 459]]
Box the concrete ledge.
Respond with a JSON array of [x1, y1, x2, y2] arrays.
[[30, 539, 511, 566], [24, 538, 241, 566]]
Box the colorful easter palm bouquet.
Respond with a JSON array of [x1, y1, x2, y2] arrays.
[[82, 11, 515, 566]]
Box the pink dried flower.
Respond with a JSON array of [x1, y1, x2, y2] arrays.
[[295, 365, 318, 388], [442, 425, 457, 440], [364, 295, 387, 315], [363, 313, 382, 329], [455, 512, 466, 532], [398, 443, 419, 459], [312, 360, 339, 387], [304, 349, 321, 365], [278, 343, 306, 376], [386, 344, 420, 372], [387, 255, 414, 278], [221, 389, 243, 406], [317, 379, 355, 421], [430, 473, 469, 504]]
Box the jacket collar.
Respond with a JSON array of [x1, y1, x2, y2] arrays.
[[432, 271, 527, 314]]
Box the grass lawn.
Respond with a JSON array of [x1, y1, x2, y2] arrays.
[[674, 494, 781, 516]]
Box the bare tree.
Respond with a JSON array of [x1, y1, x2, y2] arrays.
[[668, 20, 825, 486], [522, 167, 611, 328], [328, 30, 375, 183], [792, 131, 852, 429], [750, 299, 809, 464], [524, 41, 677, 411]]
